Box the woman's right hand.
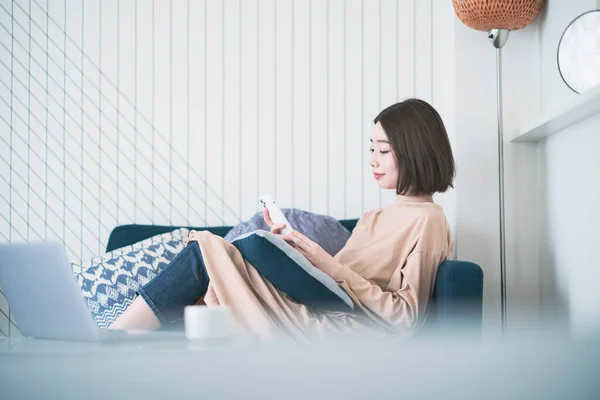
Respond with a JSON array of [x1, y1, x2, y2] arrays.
[[263, 209, 287, 236]]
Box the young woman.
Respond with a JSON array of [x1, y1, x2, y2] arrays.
[[110, 98, 455, 342]]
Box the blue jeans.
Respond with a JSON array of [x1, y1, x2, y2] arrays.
[[136, 241, 209, 327]]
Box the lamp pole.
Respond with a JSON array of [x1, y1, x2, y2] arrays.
[[488, 28, 509, 334]]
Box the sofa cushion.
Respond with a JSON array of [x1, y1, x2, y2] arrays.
[[232, 230, 354, 311]]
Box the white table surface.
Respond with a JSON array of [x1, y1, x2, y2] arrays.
[[1, 333, 599, 399]]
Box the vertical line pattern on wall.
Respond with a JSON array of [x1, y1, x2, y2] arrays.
[[81, 0, 85, 258], [99, 0, 102, 253], [396, 0, 399, 99], [116, 0, 120, 226], [221, 0, 225, 222], [360, 0, 364, 213], [413, 0, 416, 97], [326, 0, 329, 215], [20, 0, 238, 226], [169, 0, 173, 225], [308, 0, 312, 211], [134, 0, 138, 224], [45, 0, 49, 241], [430, 0, 433, 104], [34, 0, 216, 217], [291, 0, 295, 207], [378, 0, 382, 208], [28, 0, 31, 242], [257, 0, 260, 205], [152, 0, 155, 223], [343, 0, 346, 218], [204, 0, 207, 224], [8, 0, 14, 338], [187, 0, 190, 225], [274, 0, 277, 201], [63, 0, 66, 252], [238, 0, 242, 220]]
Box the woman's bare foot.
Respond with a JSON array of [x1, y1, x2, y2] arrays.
[[108, 295, 161, 331], [195, 295, 206, 306]]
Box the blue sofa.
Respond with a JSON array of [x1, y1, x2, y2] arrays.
[[106, 219, 483, 335]]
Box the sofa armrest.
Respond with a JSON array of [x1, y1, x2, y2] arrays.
[[425, 260, 484, 335]]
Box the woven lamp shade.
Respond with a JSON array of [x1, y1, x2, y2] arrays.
[[452, 0, 543, 31]]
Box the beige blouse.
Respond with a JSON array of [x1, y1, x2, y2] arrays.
[[320, 195, 454, 332]]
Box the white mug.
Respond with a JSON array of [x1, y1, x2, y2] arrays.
[[184, 305, 231, 340]]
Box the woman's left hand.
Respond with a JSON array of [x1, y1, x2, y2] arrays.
[[283, 231, 336, 272]]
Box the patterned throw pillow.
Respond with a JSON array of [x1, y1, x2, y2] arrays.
[[224, 209, 352, 256], [71, 228, 189, 329]]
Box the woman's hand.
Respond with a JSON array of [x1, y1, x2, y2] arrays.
[[282, 230, 337, 272], [264, 211, 339, 275], [263, 209, 288, 236]]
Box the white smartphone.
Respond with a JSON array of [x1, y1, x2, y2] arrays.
[[259, 194, 294, 235]]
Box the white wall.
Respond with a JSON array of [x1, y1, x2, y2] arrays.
[[536, 0, 600, 334], [539, 113, 600, 335], [0, 0, 456, 260]]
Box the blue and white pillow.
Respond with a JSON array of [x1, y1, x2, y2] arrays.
[[71, 228, 189, 329]]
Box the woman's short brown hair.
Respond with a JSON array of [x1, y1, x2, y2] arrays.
[[374, 99, 455, 196]]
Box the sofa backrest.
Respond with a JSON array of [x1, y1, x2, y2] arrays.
[[105, 220, 359, 253]]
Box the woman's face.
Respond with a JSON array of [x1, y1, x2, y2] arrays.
[[369, 122, 398, 191]]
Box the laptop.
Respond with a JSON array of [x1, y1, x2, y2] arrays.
[[0, 241, 183, 342]]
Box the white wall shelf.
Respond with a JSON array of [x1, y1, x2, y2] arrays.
[[511, 84, 600, 142]]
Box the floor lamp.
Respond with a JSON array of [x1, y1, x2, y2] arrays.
[[452, 0, 544, 333]]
